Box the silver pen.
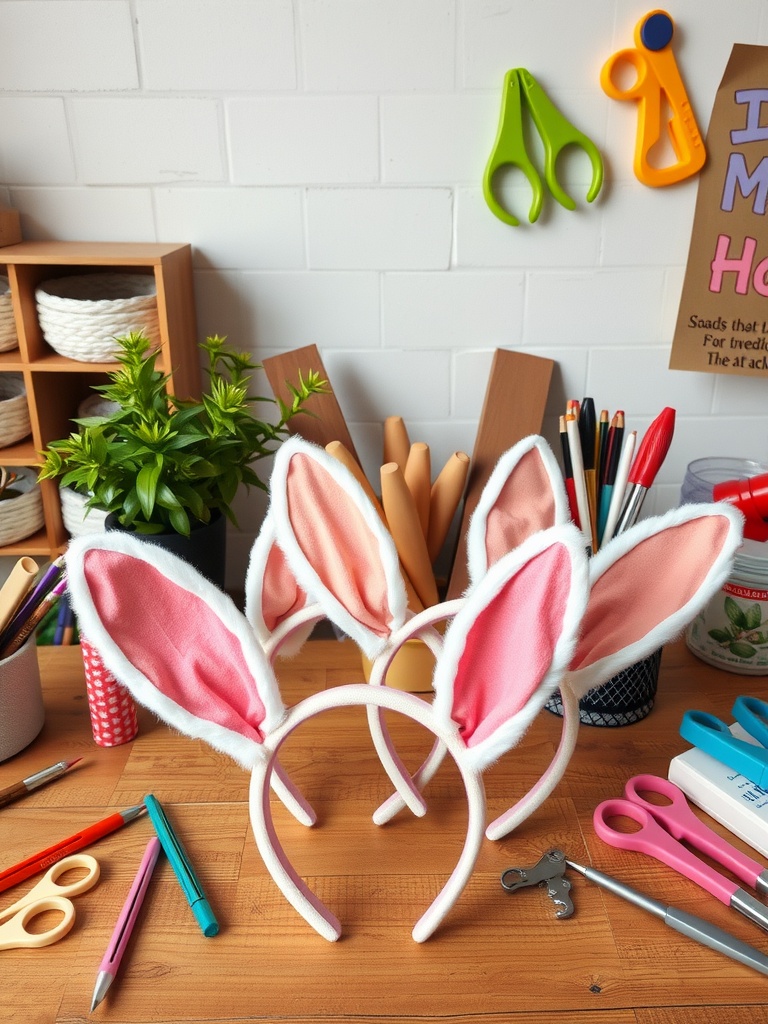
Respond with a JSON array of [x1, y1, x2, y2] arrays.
[[566, 859, 768, 977]]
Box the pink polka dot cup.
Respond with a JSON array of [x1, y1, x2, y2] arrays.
[[80, 636, 138, 747]]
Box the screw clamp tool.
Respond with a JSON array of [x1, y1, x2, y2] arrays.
[[500, 848, 574, 918]]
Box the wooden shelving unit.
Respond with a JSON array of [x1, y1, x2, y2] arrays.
[[0, 233, 200, 561]]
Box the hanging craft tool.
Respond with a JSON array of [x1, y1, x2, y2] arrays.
[[0, 854, 100, 950], [680, 696, 768, 790], [594, 774, 768, 934], [483, 67, 603, 226], [601, 9, 705, 186]]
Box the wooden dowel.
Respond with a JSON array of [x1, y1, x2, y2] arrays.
[[403, 442, 431, 538], [427, 452, 470, 563], [380, 463, 439, 608]]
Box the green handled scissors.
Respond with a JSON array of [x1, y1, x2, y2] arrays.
[[483, 68, 604, 226]]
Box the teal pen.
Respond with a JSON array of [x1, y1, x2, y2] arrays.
[[143, 794, 219, 937]]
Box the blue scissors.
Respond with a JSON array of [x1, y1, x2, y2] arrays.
[[483, 68, 604, 226], [680, 696, 768, 789]]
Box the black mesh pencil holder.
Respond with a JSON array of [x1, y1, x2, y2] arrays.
[[545, 648, 662, 727]]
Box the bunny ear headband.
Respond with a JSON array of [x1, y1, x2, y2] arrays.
[[66, 501, 589, 942], [66, 435, 741, 941], [249, 437, 742, 842]]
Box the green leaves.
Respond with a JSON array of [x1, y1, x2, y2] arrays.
[[38, 331, 328, 537], [707, 595, 768, 661]]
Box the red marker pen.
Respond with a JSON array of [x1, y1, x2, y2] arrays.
[[614, 406, 676, 536]]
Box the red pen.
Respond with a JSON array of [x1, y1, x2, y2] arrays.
[[0, 804, 147, 894], [614, 406, 676, 536]]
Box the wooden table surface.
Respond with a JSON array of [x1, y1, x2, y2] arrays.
[[2, 639, 768, 1024]]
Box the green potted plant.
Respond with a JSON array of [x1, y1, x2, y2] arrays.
[[38, 331, 327, 583]]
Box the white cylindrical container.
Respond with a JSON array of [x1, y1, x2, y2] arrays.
[[681, 457, 768, 675]]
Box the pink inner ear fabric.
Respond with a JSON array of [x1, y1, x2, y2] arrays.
[[261, 542, 308, 632], [83, 550, 267, 743], [569, 517, 730, 670], [286, 454, 392, 637], [452, 545, 570, 747], [485, 449, 556, 567]]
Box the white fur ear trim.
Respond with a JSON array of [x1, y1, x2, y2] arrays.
[[245, 513, 277, 646], [566, 502, 743, 699], [433, 524, 589, 772], [270, 437, 407, 659], [66, 533, 286, 770], [466, 435, 569, 588], [245, 514, 314, 657]]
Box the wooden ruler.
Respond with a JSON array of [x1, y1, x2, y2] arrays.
[[445, 349, 554, 599], [262, 344, 360, 463]]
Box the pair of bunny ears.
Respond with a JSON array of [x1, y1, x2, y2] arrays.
[[66, 435, 742, 942]]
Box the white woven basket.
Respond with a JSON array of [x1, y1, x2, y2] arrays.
[[59, 485, 108, 539], [0, 467, 44, 545], [0, 374, 31, 447], [35, 272, 160, 362], [0, 276, 18, 353]]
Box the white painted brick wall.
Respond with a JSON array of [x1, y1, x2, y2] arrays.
[[1, 0, 767, 590]]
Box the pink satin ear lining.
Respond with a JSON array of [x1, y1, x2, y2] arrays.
[[451, 544, 571, 747], [83, 550, 267, 744], [485, 449, 556, 567], [286, 454, 393, 638], [569, 517, 730, 670], [261, 542, 308, 632]]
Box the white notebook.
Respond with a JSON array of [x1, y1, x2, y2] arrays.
[[668, 722, 768, 859]]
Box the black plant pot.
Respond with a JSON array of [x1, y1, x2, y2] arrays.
[[104, 510, 227, 590]]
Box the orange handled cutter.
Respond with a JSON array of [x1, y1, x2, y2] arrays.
[[601, 9, 706, 187]]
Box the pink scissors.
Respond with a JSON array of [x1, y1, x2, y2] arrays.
[[594, 774, 768, 934]]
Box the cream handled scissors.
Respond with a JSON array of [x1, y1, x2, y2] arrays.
[[601, 9, 705, 186], [0, 854, 100, 950]]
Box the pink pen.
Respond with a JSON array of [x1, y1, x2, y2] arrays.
[[90, 836, 161, 1012]]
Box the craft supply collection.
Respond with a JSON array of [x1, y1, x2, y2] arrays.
[[2, 5, 768, 1017]]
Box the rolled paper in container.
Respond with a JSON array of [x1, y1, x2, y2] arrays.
[[404, 442, 431, 537], [427, 452, 470, 563], [380, 462, 439, 608], [81, 635, 138, 747], [383, 416, 411, 471]]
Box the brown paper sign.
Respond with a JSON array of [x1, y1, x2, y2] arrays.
[[671, 44, 768, 377]]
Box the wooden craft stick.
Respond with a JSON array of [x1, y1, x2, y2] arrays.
[[380, 463, 439, 609], [403, 442, 431, 538], [262, 345, 360, 463], [325, 442, 424, 614], [383, 416, 411, 470], [0, 557, 39, 635], [446, 349, 554, 599], [427, 451, 470, 563]]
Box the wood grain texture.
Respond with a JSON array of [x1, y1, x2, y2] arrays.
[[0, 207, 21, 247], [1, 641, 767, 1023], [446, 349, 554, 598], [262, 344, 359, 461]]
